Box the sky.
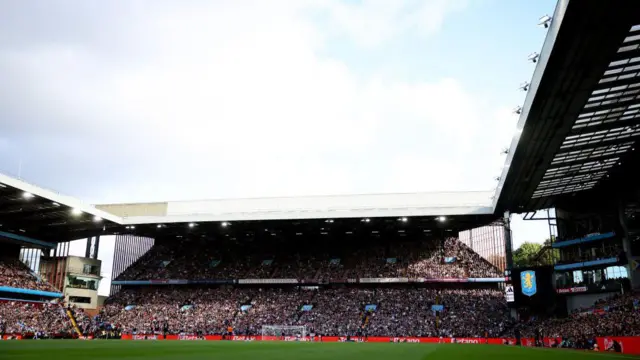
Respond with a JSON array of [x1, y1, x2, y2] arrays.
[[0, 0, 558, 295]]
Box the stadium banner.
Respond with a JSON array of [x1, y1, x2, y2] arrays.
[[359, 278, 408, 283], [467, 278, 505, 283], [69, 334, 640, 352], [189, 280, 235, 285], [504, 285, 514, 302], [555, 286, 587, 294], [556, 281, 621, 295], [0, 286, 63, 298], [411, 278, 468, 283], [237, 279, 298, 284], [111, 279, 233, 285], [597, 337, 639, 353]]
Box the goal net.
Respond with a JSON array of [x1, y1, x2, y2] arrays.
[[261, 325, 307, 341]]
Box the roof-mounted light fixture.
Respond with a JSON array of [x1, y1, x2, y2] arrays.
[[93, 216, 102, 222], [437, 216, 446, 222], [528, 52, 539, 63], [519, 82, 529, 92], [513, 106, 522, 115], [22, 192, 34, 199], [538, 15, 552, 28], [71, 208, 82, 216]]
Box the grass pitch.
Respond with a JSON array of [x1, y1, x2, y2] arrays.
[[0, 340, 633, 360]]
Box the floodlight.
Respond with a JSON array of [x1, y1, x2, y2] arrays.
[[512, 106, 522, 115], [325, 219, 334, 223], [399, 217, 408, 223], [93, 216, 102, 222], [538, 15, 552, 28], [157, 224, 163, 228], [22, 192, 34, 199], [221, 221, 230, 227], [437, 216, 446, 222], [519, 82, 529, 91], [361, 218, 370, 223], [188, 223, 196, 228], [528, 52, 539, 63], [71, 208, 82, 216]]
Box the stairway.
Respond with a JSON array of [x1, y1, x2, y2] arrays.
[[66, 309, 84, 337]]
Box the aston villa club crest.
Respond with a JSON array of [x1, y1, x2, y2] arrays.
[[520, 270, 537, 297]]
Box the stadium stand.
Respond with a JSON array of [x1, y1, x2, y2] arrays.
[[0, 257, 57, 293], [95, 285, 509, 338], [515, 293, 640, 339], [3, 2, 640, 354], [114, 237, 501, 281]]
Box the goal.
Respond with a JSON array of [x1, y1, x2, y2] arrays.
[[261, 325, 307, 341]]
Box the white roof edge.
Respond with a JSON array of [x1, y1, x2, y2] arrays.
[[121, 206, 495, 225], [164, 190, 498, 204], [0, 172, 123, 224], [0, 172, 498, 226]]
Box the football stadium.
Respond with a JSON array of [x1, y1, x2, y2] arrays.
[[2, 1, 640, 359]]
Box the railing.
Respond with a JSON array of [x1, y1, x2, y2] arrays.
[[67, 267, 101, 277]]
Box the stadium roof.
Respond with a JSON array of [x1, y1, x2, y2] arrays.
[[0, 172, 497, 243], [494, 0, 640, 213], [0, 172, 121, 244], [97, 191, 495, 224]]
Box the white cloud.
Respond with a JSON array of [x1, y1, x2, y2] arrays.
[[319, 0, 468, 47], [0, 0, 514, 203]]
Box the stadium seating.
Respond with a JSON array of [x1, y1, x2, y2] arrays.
[[0, 301, 74, 336], [0, 257, 57, 293], [96, 286, 510, 337], [516, 293, 640, 338], [115, 237, 502, 281]]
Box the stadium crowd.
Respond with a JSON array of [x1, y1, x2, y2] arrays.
[[2, 234, 637, 344], [116, 237, 502, 281], [94, 286, 510, 338], [0, 301, 74, 336], [517, 293, 640, 339], [0, 257, 57, 292]]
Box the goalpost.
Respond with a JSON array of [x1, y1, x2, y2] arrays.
[[261, 325, 307, 341]]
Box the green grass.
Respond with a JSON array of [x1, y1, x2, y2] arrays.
[[0, 340, 634, 360]]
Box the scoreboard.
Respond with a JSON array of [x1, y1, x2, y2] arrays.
[[505, 266, 558, 313]]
